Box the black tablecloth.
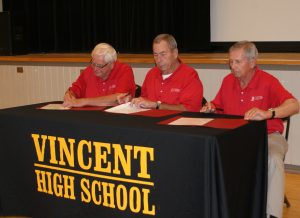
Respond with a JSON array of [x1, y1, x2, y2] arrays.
[[0, 103, 267, 218]]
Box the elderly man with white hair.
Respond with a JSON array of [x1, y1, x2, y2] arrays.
[[63, 43, 135, 107]]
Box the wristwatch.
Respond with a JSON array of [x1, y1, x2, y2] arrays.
[[156, 101, 162, 109], [268, 108, 276, 119]]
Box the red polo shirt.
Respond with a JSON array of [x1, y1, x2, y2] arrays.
[[69, 60, 135, 98], [141, 61, 203, 112], [212, 67, 295, 134]]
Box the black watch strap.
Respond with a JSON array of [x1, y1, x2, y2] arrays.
[[268, 108, 275, 119]]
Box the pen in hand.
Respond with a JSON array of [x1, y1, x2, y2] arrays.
[[201, 102, 223, 113], [117, 93, 131, 104]]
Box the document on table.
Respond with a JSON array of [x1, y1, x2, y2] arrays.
[[105, 102, 150, 114], [168, 117, 213, 126], [159, 116, 248, 129], [39, 103, 70, 110]]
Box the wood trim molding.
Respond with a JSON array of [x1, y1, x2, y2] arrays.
[[1, 53, 300, 65]]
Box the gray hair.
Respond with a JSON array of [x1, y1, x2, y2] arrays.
[[153, 34, 177, 50], [91, 43, 117, 63], [229, 41, 258, 61]]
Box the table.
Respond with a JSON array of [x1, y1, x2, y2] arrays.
[[0, 103, 267, 218]]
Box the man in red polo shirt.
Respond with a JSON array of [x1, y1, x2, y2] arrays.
[[131, 34, 203, 112], [63, 43, 135, 107], [201, 41, 299, 218]]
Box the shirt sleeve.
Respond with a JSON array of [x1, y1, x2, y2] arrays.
[[69, 67, 89, 98], [269, 77, 295, 107], [178, 70, 203, 112], [113, 64, 136, 97], [211, 86, 224, 110], [140, 69, 152, 98]]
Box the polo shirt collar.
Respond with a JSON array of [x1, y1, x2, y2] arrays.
[[159, 58, 183, 81]]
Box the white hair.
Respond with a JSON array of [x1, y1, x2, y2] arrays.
[[229, 40, 258, 61], [91, 43, 117, 63]]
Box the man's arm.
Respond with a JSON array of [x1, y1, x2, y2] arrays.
[[131, 97, 186, 111], [63, 92, 131, 107], [244, 98, 299, 120], [158, 102, 186, 111]]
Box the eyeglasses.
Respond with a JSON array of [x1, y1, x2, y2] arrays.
[[153, 51, 168, 59], [90, 60, 109, 70]]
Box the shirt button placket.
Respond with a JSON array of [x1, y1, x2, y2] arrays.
[[159, 82, 164, 97]]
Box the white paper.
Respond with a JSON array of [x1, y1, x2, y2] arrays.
[[105, 102, 150, 114], [40, 104, 70, 110], [168, 117, 213, 126]]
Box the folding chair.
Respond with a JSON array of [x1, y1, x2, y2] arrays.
[[202, 97, 207, 107], [135, 84, 142, 97]]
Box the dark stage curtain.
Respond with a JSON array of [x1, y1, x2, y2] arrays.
[[3, 0, 211, 53]]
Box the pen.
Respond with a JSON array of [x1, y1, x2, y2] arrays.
[[215, 107, 224, 111], [203, 107, 224, 113], [117, 93, 130, 104], [121, 93, 130, 98]]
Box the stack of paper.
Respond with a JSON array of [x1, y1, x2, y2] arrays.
[[39, 104, 70, 110], [105, 102, 150, 114]]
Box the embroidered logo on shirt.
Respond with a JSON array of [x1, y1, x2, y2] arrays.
[[109, 84, 117, 90], [250, 96, 263, 101], [170, 88, 181, 93]]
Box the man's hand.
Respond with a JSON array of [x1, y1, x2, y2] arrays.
[[244, 107, 271, 120], [63, 90, 75, 107], [117, 93, 132, 104], [200, 102, 217, 113], [131, 97, 157, 109], [63, 90, 86, 107], [63, 98, 86, 108]]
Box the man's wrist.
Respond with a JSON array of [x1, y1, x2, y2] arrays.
[[156, 101, 161, 109], [65, 88, 73, 96], [268, 108, 276, 119]]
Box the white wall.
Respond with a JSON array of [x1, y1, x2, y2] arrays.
[[0, 63, 82, 108], [211, 0, 300, 41], [0, 62, 299, 166]]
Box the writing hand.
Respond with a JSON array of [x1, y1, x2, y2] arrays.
[[117, 93, 132, 104], [200, 102, 217, 113]]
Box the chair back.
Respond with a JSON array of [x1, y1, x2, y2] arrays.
[[202, 97, 207, 107], [282, 116, 291, 208], [135, 84, 142, 97], [282, 117, 290, 141]]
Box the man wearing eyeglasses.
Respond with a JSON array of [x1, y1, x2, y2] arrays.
[[131, 34, 203, 112], [63, 43, 135, 107]]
